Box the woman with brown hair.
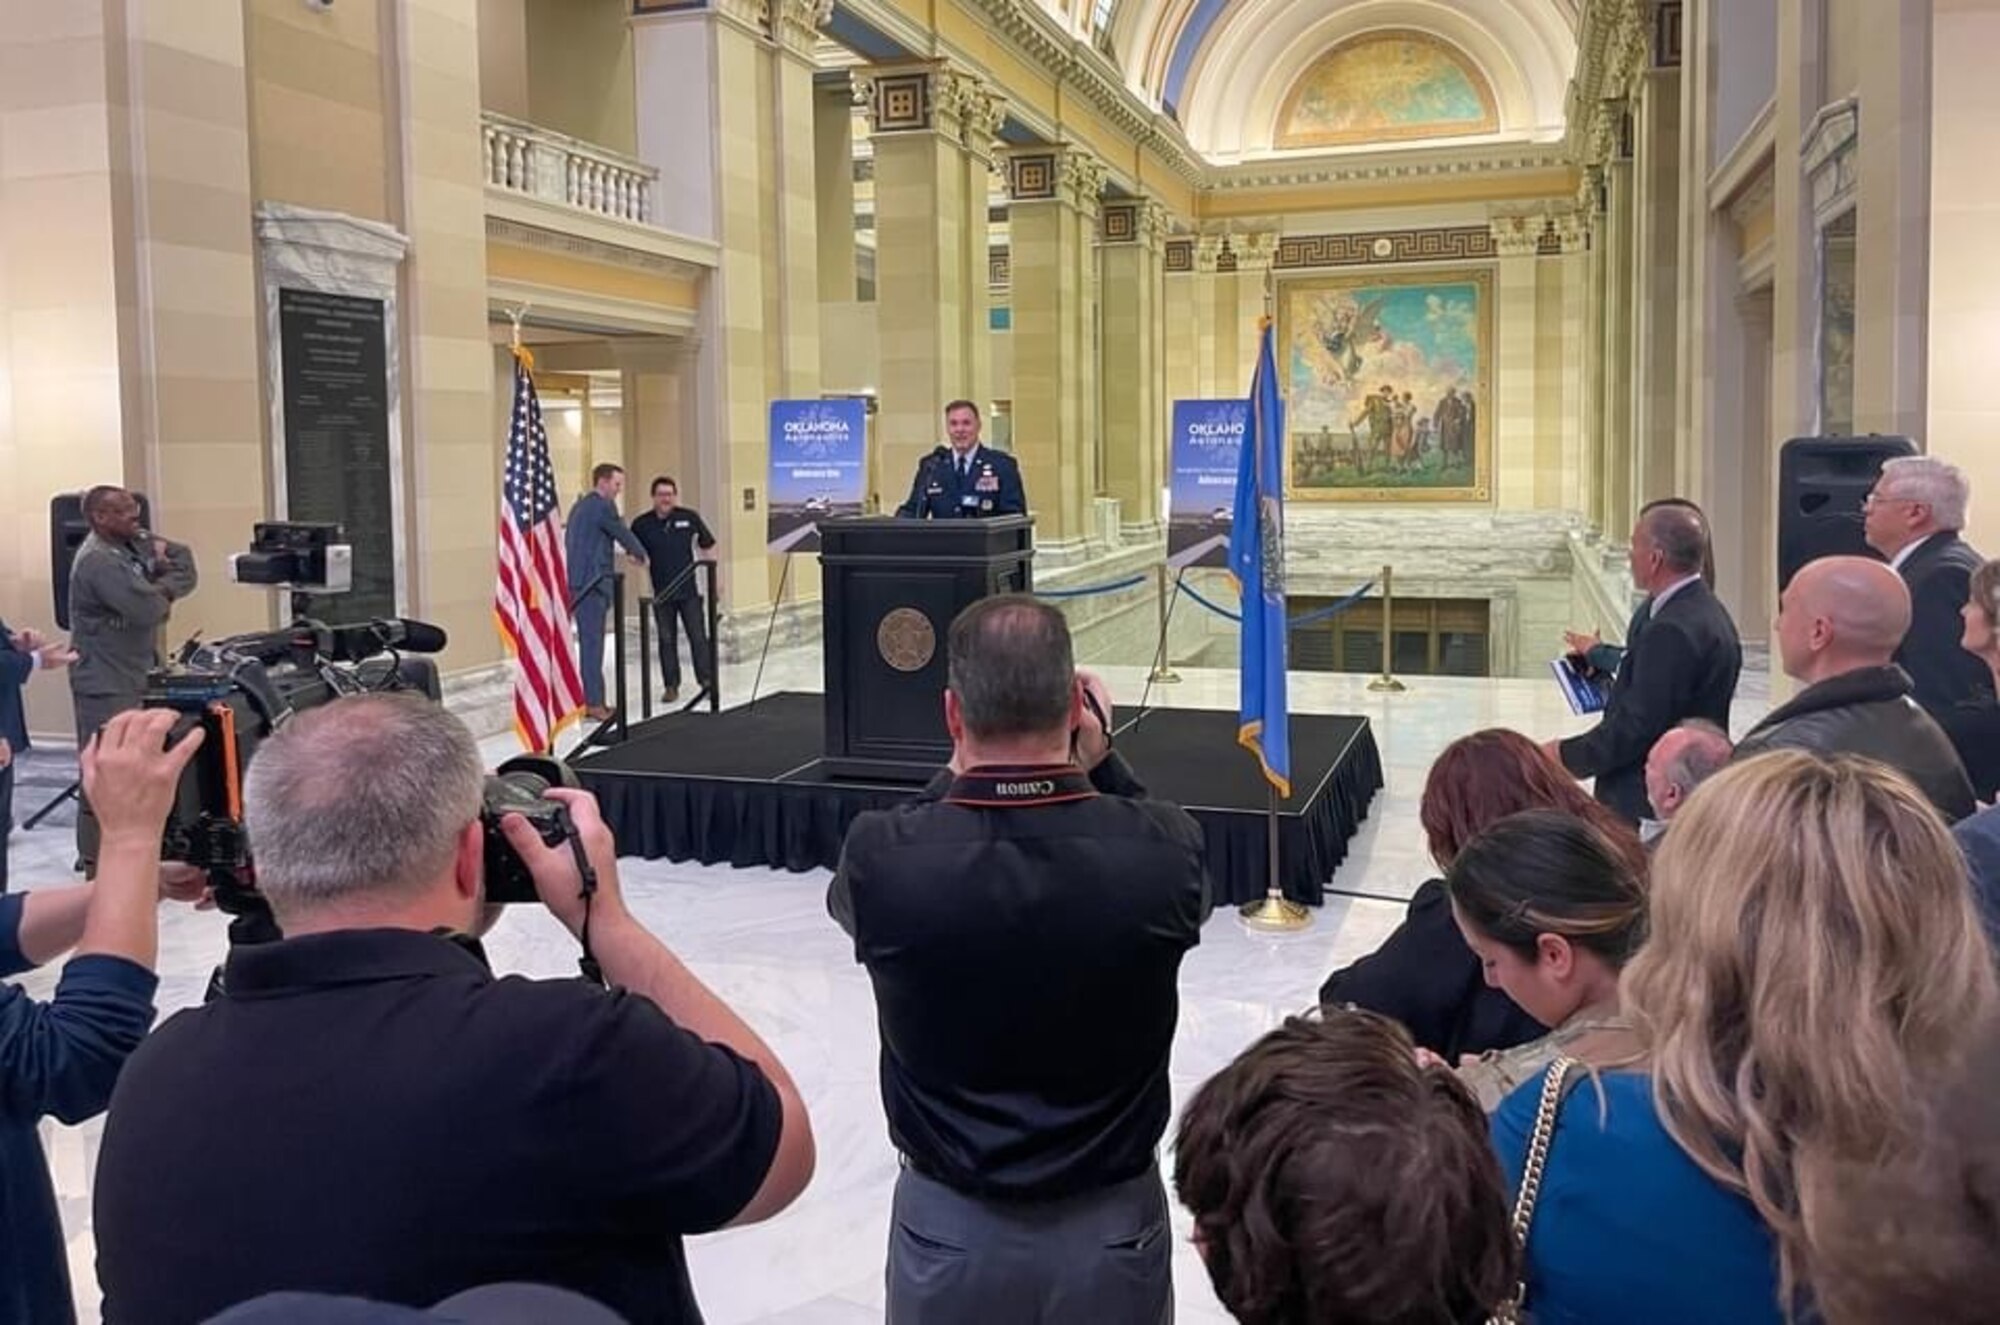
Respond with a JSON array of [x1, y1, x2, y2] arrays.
[[1443, 809, 1646, 1108], [1492, 751, 1999, 1323], [1319, 729, 1647, 1060]]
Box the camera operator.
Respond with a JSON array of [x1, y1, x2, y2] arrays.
[[829, 596, 1212, 1323], [68, 484, 198, 872], [0, 709, 205, 1325], [93, 694, 814, 1325]]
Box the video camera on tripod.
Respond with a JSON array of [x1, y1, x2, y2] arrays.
[[145, 523, 582, 943]]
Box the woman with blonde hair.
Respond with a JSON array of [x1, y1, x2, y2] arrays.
[[1491, 751, 1999, 1323]]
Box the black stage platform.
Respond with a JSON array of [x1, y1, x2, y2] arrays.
[[573, 692, 1384, 906]]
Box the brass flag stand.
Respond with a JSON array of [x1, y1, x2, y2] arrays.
[[1238, 781, 1312, 931]]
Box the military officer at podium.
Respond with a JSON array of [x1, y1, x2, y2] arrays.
[[895, 400, 1026, 520]]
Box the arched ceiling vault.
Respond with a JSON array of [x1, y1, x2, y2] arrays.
[[1106, 0, 1578, 162]]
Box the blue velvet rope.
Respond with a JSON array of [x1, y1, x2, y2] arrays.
[[1034, 573, 1150, 600], [1175, 576, 1377, 628]]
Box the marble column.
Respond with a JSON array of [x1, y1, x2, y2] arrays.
[[770, 0, 825, 399], [1602, 153, 1638, 537], [1631, 68, 1682, 507], [1194, 235, 1227, 395], [1926, 0, 2000, 553], [1004, 143, 1107, 548], [1489, 217, 1541, 511], [1099, 198, 1170, 537], [1555, 214, 1592, 515], [634, 0, 830, 618], [864, 61, 1005, 512], [1852, 0, 1930, 439], [814, 78, 857, 304], [1581, 185, 1609, 532]]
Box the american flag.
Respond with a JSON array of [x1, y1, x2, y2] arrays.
[[495, 350, 584, 749]]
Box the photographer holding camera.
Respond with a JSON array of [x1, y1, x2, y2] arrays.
[[93, 694, 814, 1324], [829, 596, 1212, 1323], [1, 709, 205, 1324]]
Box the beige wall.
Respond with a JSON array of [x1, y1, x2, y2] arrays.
[[1823, 0, 1863, 101], [477, 0, 530, 117], [1927, 0, 2000, 555], [526, 0, 636, 156], [245, 0, 390, 220]]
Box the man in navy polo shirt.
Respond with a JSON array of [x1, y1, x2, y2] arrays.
[[830, 596, 1210, 1322], [93, 694, 815, 1324]]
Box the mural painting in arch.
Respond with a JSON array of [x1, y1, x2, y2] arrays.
[[1276, 29, 1499, 150], [1281, 269, 1492, 503]]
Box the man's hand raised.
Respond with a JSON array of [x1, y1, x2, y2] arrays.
[[496, 787, 629, 941], [82, 710, 203, 851]]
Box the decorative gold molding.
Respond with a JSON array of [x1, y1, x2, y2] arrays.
[[859, 61, 1006, 161], [1100, 198, 1171, 248], [1208, 147, 1574, 194], [1273, 227, 1498, 269], [772, 0, 832, 56], [1003, 143, 1106, 213]]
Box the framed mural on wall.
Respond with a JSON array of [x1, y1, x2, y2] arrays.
[[1279, 269, 1492, 503]]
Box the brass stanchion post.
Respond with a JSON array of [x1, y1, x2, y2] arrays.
[[1148, 563, 1181, 683], [1367, 562, 1407, 693]]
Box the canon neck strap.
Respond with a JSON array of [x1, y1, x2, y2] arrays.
[[943, 764, 1097, 808]]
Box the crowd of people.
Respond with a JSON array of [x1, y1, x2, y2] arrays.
[[2, 456, 1999, 1323]]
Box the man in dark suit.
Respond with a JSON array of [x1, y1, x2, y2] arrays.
[[1546, 503, 1742, 824], [0, 620, 77, 892], [1863, 456, 1995, 767], [895, 399, 1026, 520]]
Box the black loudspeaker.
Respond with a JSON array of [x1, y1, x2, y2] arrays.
[[49, 490, 151, 630], [1776, 436, 1918, 592]]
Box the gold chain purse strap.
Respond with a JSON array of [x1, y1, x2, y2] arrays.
[[1491, 1055, 1578, 1325]]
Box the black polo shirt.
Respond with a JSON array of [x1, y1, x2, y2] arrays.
[[828, 754, 1210, 1200], [93, 928, 780, 1325], [630, 508, 716, 601]]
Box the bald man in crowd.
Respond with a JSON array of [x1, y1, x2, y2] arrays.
[[1734, 555, 1975, 821], [1640, 719, 1735, 844]]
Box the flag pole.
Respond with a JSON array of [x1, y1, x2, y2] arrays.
[[1237, 290, 1310, 933]]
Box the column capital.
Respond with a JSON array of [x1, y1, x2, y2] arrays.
[[858, 61, 1005, 160], [1231, 231, 1280, 271], [1003, 143, 1107, 216], [1193, 233, 1225, 273], [1488, 213, 1543, 258], [771, 0, 832, 56], [712, 0, 769, 38], [1554, 211, 1590, 254], [1099, 197, 1172, 249]]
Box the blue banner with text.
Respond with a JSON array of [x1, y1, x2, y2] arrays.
[[768, 398, 868, 554], [1167, 399, 1249, 569]]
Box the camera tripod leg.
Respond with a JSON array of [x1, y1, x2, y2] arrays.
[[22, 779, 80, 831]]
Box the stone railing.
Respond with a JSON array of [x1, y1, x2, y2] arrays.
[[481, 111, 657, 226]]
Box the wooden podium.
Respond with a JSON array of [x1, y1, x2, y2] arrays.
[[818, 515, 1034, 779]]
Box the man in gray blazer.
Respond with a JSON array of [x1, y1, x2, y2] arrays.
[[67, 485, 196, 871]]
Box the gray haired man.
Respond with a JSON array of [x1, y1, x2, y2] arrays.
[[1863, 455, 1996, 751], [93, 694, 814, 1324], [1640, 719, 1734, 844]]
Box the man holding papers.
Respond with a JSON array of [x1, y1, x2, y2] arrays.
[[1544, 503, 1741, 824]]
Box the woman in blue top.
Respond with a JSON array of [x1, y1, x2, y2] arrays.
[[1490, 751, 1999, 1324]]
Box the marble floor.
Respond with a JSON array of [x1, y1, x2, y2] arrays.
[[7, 648, 1769, 1324]]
